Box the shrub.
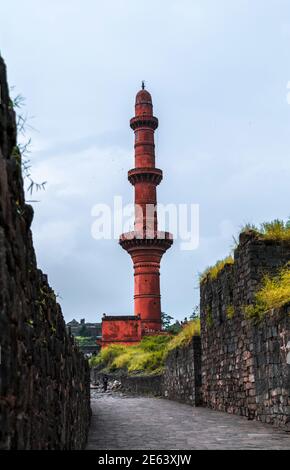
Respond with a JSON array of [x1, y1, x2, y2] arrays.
[[244, 265, 290, 319]]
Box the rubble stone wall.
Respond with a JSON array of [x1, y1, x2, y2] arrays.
[[163, 337, 202, 406], [200, 233, 290, 429], [0, 57, 91, 450]]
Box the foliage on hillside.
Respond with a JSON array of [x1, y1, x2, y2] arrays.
[[89, 335, 171, 374], [89, 320, 201, 374], [245, 265, 290, 319]]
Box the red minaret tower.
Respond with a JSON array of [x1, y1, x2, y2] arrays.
[[120, 83, 173, 334]]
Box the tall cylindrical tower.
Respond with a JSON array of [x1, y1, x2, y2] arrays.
[[120, 85, 173, 334]]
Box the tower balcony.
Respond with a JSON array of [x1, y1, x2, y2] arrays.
[[128, 168, 163, 186], [119, 231, 173, 254], [130, 115, 158, 131]]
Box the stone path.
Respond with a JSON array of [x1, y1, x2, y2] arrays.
[[87, 391, 290, 450]]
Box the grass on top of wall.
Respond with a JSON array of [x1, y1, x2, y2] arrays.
[[89, 320, 201, 374], [245, 265, 290, 319], [165, 319, 200, 352], [241, 218, 290, 242], [199, 256, 234, 284], [199, 219, 290, 285]]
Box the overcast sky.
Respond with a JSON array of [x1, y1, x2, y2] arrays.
[[1, 0, 290, 323]]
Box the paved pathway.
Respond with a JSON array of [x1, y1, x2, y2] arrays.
[[87, 391, 290, 450]]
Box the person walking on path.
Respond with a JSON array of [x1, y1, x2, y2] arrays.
[[102, 375, 108, 392]]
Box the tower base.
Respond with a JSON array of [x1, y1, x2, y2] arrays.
[[99, 315, 142, 348], [99, 314, 170, 349]]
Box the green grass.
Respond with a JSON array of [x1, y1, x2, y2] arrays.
[[199, 255, 234, 284], [165, 319, 200, 352], [89, 321, 201, 374], [244, 265, 290, 319], [241, 218, 290, 242], [90, 344, 126, 368], [89, 336, 172, 373]]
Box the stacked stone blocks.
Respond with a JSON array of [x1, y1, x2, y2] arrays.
[[200, 232, 290, 428], [0, 57, 90, 450]]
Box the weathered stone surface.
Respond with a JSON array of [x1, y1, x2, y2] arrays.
[[87, 392, 290, 450], [200, 232, 290, 429], [163, 337, 202, 406], [0, 56, 90, 450]]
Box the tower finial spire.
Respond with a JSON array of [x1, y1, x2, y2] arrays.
[[142, 80, 145, 90]]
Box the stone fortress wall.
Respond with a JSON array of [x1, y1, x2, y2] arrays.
[[0, 57, 91, 450], [200, 232, 290, 428], [163, 337, 202, 406]]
